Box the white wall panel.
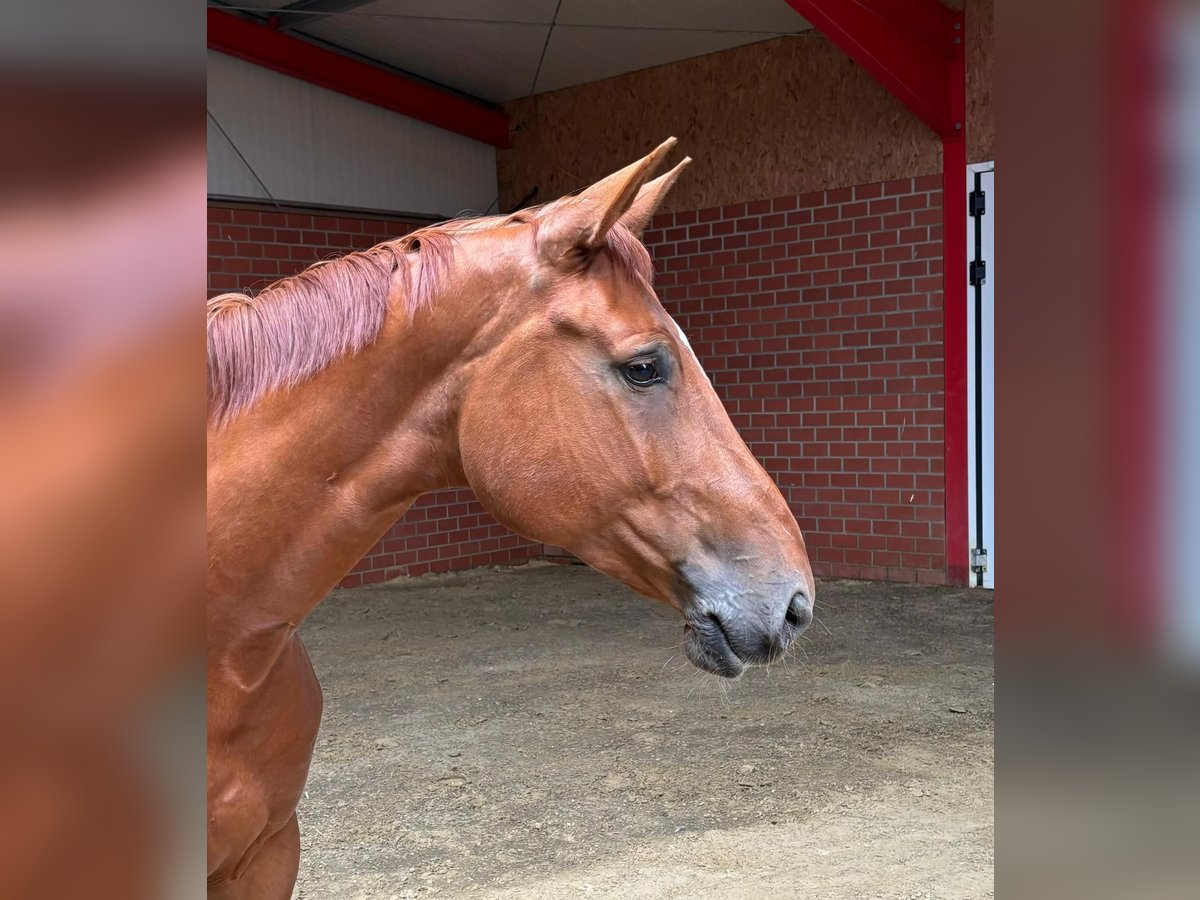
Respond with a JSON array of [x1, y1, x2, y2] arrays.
[[207, 50, 498, 217], [207, 114, 269, 201]]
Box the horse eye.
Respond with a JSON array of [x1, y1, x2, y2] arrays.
[[623, 361, 660, 386]]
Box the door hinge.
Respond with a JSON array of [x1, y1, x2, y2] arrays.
[[969, 259, 987, 286], [969, 189, 986, 217], [971, 548, 988, 573]]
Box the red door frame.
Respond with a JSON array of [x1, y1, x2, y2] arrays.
[[784, 0, 969, 584]]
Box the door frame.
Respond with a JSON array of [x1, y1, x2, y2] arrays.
[[966, 161, 995, 589]]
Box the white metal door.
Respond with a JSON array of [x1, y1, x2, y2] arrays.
[[967, 164, 995, 588]]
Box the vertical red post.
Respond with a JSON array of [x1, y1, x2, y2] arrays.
[[942, 135, 968, 586], [943, 12, 968, 586]]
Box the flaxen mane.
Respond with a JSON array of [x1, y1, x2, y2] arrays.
[[206, 208, 653, 428]]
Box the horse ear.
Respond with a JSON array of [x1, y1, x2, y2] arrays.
[[618, 156, 691, 237], [539, 137, 677, 262]]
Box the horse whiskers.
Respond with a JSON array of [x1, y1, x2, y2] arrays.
[[812, 611, 833, 637], [660, 651, 687, 676], [779, 636, 811, 669]]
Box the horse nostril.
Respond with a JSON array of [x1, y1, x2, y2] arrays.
[[784, 592, 812, 633]]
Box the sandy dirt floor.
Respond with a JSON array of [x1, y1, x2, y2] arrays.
[[294, 562, 993, 899]]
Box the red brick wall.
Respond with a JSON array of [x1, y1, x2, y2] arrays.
[[207, 203, 541, 587], [207, 204, 417, 295], [210, 180, 953, 587], [644, 175, 948, 585], [340, 491, 541, 588]]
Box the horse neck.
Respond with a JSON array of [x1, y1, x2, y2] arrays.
[[208, 256, 501, 630]]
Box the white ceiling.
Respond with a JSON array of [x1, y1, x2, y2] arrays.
[[218, 0, 812, 103]]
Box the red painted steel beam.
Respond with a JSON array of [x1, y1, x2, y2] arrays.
[[942, 133, 969, 586], [783, 0, 963, 138], [857, 0, 959, 53], [942, 2, 968, 586], [207, 8, 511, 148]]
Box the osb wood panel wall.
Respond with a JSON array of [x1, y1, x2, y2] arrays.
[[498, 0, 993, 215], [966, 0, 994, 163]]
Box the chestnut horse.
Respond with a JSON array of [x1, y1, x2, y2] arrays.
[[207, 139, 813, 898]]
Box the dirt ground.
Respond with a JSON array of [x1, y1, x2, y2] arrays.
[[294, 562, 994, 899]]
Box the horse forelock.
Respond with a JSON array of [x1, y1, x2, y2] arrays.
[[601, 222, 655, 288]]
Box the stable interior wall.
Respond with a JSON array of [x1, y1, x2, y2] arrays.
[[207, 49, 498, 218], [498, 0, 993, 214], [208, 35, 542, 588], [207, 46, 537, 586], [207, 1, 994, 587], [501, 0, 993, 584]]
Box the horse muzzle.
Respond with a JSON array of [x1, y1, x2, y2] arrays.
[[681, 576, 813, 678]]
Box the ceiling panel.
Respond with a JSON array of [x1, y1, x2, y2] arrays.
[[228, 0, 555, 17], [300, 0, 550, 101], [557, 0, 809, 33], [342, 0, 558, 22], [227, 0, 294, 9]]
